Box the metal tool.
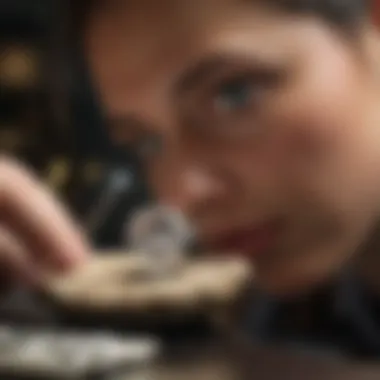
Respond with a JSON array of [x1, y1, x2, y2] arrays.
[[85, 167, 134, 238]]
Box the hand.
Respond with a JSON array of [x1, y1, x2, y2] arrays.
[[47, 253, 252, 315], [0, 157, 89, 287]]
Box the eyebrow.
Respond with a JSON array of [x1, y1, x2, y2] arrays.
[[176, 55, 229, 93], [176, 52, 280, 94]]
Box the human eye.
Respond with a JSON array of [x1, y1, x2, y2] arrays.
[[182, 69, 282, 139], [212, 76, 256, 114], [209, 77, 262, 115]]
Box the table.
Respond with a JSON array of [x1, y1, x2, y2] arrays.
[[146, 343, 380, 380], [1, 288, 380, 380]]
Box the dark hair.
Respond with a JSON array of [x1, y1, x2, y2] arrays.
[[70, 0, 369, 34], [265, 0, 369, 31]]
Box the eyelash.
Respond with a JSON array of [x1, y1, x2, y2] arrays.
[[210, 70, 281, 102], [179, 69, 284, 140], [212, 77, 257, 113]]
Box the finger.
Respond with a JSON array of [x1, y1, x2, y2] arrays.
[[0, 158, 90, 272], [44, 252, 148, 294], [0, 226, 38, 286]]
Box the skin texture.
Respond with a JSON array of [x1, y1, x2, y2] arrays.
[[83, 0, 380, 296], [0, 158, 89, 286], [47, 253, 252, 312]]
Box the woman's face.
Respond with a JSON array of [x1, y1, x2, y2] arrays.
[[85, 0, 380, 295]]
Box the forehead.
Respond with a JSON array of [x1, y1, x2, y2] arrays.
[[84, 0, 299, 71], [87, 0, 255, 38], [83, 0, 339, 116]]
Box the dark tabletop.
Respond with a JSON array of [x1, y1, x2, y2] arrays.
[[150, 342, 380, 380], [2, 288, 380, 380]]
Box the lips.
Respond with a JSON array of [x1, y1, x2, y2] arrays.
[[208, 222, 280, 258]]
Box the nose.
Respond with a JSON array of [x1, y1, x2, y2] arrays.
[[155, 162, 227, 219], [107, 92, 229, 219]]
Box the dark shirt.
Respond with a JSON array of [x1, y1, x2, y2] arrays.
[[243, 271, 380, 358]]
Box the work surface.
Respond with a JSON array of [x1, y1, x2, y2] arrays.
[[148, 343, 380, 380], [1, 288, 380, 380]]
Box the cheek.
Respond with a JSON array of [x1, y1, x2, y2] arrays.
[[267, 79, 366, 183], [218, 110, 338, 194], [274, 109, 340, 171], [268, 47, 368, 173], [217, 94, 357, 187], [267, 106, 352, 218], [265, 87, 379, 237]]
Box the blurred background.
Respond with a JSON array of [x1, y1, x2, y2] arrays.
[[3, 1, 380, 365], [0, 0, 151, 249], [1, 0, 380, 248]]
